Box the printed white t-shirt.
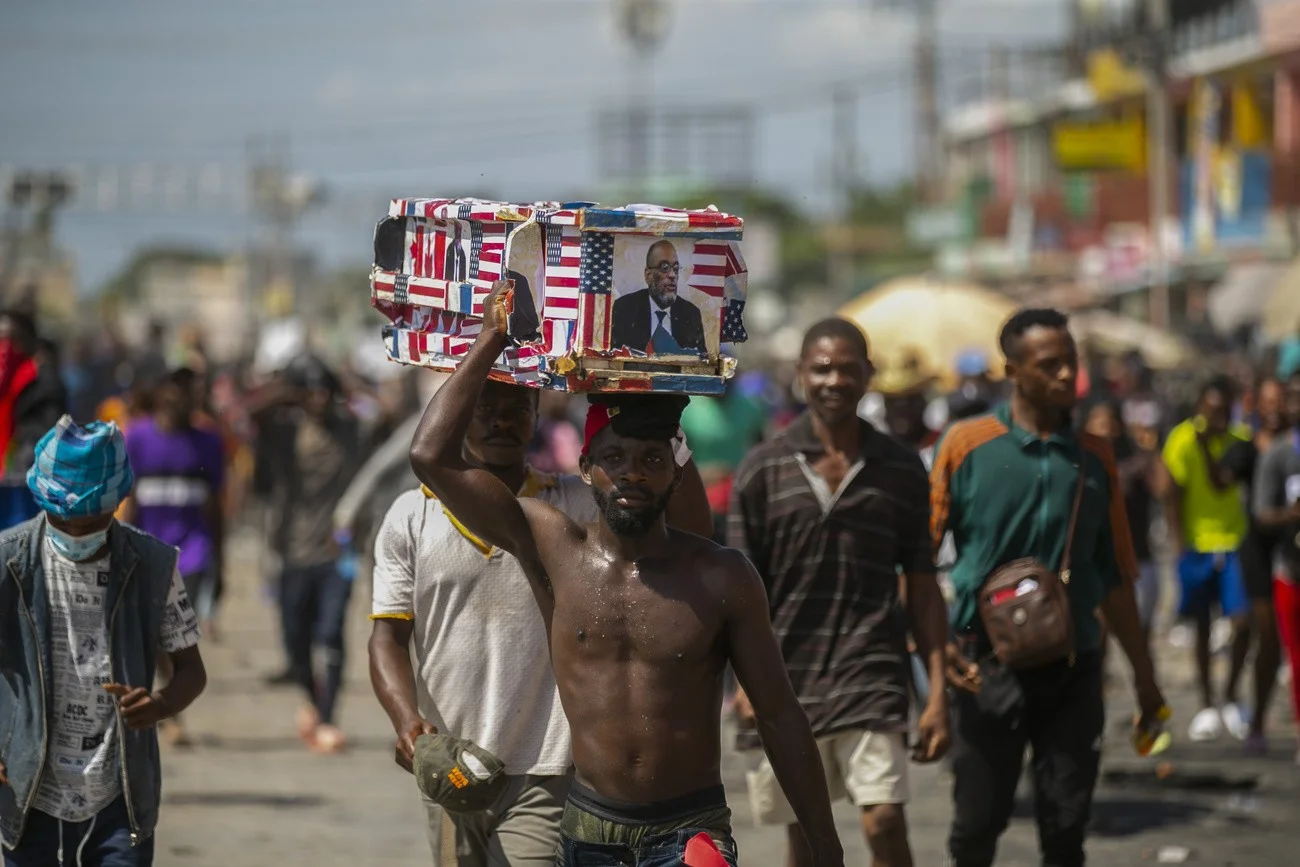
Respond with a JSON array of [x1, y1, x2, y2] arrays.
[[32, 538, 202, 822], [371, 470, 598, 776]]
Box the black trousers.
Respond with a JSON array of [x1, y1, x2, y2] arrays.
[[280, 562, 352, 725], [947, 653, 1104, 867]]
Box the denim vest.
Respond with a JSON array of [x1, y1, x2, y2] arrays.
[[0, 515, 178, 849]]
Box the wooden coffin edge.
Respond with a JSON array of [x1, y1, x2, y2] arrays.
[[381, 326, 736, 395]]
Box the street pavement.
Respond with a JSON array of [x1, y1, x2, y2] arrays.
[[154, 529, 1299, 866]]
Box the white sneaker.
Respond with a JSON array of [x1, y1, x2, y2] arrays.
[[1221, 703, 1251, 741], [1189, 707, 1224, 741]]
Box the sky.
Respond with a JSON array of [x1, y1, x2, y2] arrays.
[[0, 0, 1067, 292]]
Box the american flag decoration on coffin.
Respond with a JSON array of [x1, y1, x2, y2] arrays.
[[370, 198, 748, 395]]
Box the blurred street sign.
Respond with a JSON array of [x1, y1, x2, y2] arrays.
[[1053, 115, 1146, 170], [906, 205, 972, 247]]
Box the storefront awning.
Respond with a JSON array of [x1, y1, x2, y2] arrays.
[[1262, 257, 1300, 343], [1207, 261, 1289, 334]]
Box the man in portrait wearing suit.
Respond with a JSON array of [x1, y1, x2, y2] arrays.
[[610, 240, 707, 355]]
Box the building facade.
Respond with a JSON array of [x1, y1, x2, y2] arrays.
[[929, 0, 1300, 350]]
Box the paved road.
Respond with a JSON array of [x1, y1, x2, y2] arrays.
[[155, 530, 1298, 865]]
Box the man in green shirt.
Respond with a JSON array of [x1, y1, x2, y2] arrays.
[[931, 308, 1164, 867]]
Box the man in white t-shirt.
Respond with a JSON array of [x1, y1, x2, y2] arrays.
[[1, 416, 207, 866], [368, 380, 711, 867]]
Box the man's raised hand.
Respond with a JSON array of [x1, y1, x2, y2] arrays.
[[482, 280, 514, 338]]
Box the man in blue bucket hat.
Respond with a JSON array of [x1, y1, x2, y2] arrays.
[[0, 416, 207, 866]]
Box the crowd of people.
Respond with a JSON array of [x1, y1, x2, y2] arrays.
[[0, 294, 1299, 867]]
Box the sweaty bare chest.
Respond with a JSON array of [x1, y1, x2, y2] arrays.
[[553, 566, 721, 665]]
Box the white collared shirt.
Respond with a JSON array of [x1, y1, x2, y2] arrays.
[[371, 474, 598, 775]]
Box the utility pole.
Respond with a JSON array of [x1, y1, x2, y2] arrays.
[[247, 135, 323, 343], [914, 0, 941, 202], [1144, 0, 1172, 330], [991, 44, 1010, 100], [990, 44, 1013, 201], [618, 0, 671, 199], [0, 172, 73, 312], [831, 84, 861, 217], [828, 84, 862, 302]]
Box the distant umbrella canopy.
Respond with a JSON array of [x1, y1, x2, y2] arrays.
[[837, 277, 1016, 392]]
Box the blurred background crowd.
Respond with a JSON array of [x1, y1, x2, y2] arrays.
[[6, 0, 1300, 766], [0, 277, 1290, 611]]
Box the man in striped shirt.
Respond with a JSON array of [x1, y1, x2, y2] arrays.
[[728, 318, 950, 867]]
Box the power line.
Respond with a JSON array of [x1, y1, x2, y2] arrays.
[[1, 67, 991, 222], [2, 60, 965, 168]]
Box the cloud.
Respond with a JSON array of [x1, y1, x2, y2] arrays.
[[780, 5, 914, 68], [316, 69, 363, 109]]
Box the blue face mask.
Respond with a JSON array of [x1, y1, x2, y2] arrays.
[[46, 523, 110, 562]]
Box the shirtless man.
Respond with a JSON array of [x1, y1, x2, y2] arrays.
[[410, 284, 843, 866]]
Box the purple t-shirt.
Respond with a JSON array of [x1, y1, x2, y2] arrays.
[[125, 418, 224, 576]]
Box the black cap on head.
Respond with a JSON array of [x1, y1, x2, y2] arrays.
[[587, 393, 688, 444]]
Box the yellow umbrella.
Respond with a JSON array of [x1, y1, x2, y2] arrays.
[[837, 276, 1016, 390]]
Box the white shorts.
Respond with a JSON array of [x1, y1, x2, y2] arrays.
[[746, 730, 909, 826]]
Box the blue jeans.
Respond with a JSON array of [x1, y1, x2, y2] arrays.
[[280, 561, 352, 725], [557, 828, 739, 867], [3, 797, 152, 867]]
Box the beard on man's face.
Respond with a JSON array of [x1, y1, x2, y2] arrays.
[[591, 485, 672, 537], [650, 287, 676, 308]]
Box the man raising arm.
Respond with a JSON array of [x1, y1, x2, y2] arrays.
[[368, 369, 710, 865], [409, 282, 842, 866]]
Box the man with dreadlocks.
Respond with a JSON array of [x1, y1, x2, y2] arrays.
[[410, 283, 842, 867]]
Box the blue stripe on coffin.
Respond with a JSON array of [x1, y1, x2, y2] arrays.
[[581, 209, 639, 230], [651, 375, 727, 395], [658, 229, 743, 241], [459, 282, 474, 313]]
